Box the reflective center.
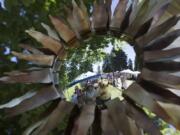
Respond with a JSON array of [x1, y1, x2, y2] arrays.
[[64, 36, 139, 106]]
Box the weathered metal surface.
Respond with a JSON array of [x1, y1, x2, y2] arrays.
[[134, 18, 153, 39], [0, 68, 53, 84], [41, 23, 60, 41], [124, 83, 168, 118], [26, 30, 63, 55], [124, 83, 180, 129], [19, 44, 44, 55], [144, 29, 180, 51], [144, 48, 180, 62], [139, 80, 180, 105], [141, 68, 180, 89], [126, 0, 151, 36], [120, 3, 132, 33], [124, 100, 162, 135], [71, 103, 96, 135], [72, 0, 90, 38], [101, 110, 118, 135], [92, 0, 109, 33], [126, 0, 171, 37], [107, 98, 139, 135], [157, 101, 180, 129], [145, 61, 180, 71], [35, 101, 74, 135], [49, 15, 76, 44], [12, 51, 55, 66], [137, 16, 180, 47], [5, 85, 60, 117], [110, 0, 128, 31], [167, 0, 180, 15]]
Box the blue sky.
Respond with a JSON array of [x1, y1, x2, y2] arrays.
[[0, 0, 4, 8]]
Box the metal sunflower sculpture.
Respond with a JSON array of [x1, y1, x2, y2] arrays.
[[0, 0, 180, 135]]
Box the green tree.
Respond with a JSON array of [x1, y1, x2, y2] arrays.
[[103, 49, 128, 72]]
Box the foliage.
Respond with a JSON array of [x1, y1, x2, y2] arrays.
[[103, 48, 128, 72]]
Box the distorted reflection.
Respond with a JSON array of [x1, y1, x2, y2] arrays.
[[64, 42, 140, 107]]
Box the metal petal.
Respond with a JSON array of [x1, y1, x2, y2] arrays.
[[71, 103, 96, 135], [92, 0, 109, 33], [19, 44, 44, 55], [101, 109, 118, 135], [49, 15, 76, 43], [72, 0, 90, 37], [124, 83, 170, 120], [145, 61, 180, 72], [134, 18, 153, 39], [157, 101, 180, 130], [41, 23, 60, 41], [141, 68, 180, 89], [126, 0, 171, 37], [0, 91, 36, 109], [26, 30, 63, 55], [110, 0, 128, 31], [144, 48, 180, 62], [5, 85, 60, 117], [136, 15, 180, 47], [12, 51, 55, 66], [0, 68, 53, 84], [144, 29, 180, 51], [124, 100, 162, 135], [22, 118, 48, 135], [34, 100, 74, 135], [120, 3, 133, 32], [139, 80, 180, 105], [107, 98, 138, 135]]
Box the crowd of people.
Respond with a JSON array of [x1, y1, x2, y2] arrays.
[[70, 71, 139, 108]]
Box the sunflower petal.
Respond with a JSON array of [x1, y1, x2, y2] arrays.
[[35, 101, 74, 135], [0, 68, 53, 84], [49, 15, 76, 43], [141, 68, 180, 89], [144, 48, 180, 62], [26, 30, 63, 55], [136, 16, 180, 47], [71, 103, 96, 135], [41, 23, 60, 41], [12, 51, 54, 66], [5, 85, 60, 117], [110, 0, 128, 31], [92, 0, 109, 33]]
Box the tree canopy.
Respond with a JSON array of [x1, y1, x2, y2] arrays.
[[103, 48, 128, 72]]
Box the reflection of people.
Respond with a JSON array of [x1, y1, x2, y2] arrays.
[[75, 86, 81, 96], [75, 86, 84, 105], [84, 84, 98, 103], [96, 79, 111, 109], [71, 93, 78, 104], [120, 75, 127, 90]]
